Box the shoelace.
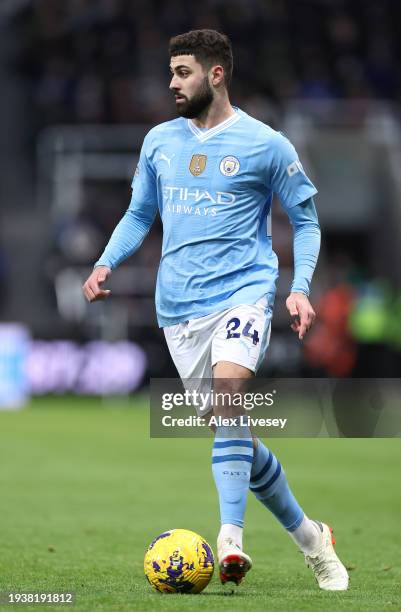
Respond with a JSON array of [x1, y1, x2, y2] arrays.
[[218, 537, 242, 555], [305, 546, 344, 585], [222, 538, 240, 547], [306, 554, 332, 582]]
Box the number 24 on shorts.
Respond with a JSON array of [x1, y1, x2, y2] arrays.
[[226, 317, 260, 345]]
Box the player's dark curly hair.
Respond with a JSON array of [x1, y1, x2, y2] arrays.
[[169, 29, 233, 87]]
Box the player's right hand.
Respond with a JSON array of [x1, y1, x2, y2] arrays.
[[82, 266, 111, 302]]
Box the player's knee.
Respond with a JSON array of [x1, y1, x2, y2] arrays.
[[212, 377, 248, 418]]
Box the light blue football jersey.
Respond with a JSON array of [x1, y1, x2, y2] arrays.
[[98, 108, 317, 327]]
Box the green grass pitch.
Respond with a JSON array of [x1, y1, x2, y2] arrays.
[[0, 396, 400, 611]]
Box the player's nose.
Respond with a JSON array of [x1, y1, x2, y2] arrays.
[[169, 75, 180, 90]]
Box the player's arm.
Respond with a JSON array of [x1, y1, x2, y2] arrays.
[[268, 131, 320, 339], [83, 136, 158, 303], [285, 197, 321, 340]]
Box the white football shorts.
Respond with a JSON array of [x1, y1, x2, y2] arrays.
[[163, 294, 274, 415]]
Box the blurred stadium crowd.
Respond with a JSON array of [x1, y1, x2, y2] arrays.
[[1, 0, 400, 386], [11, 0, 401, 126]]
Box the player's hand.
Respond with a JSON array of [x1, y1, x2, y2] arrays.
[[82, 266, 112, 302], [286, 292, 316, 340]]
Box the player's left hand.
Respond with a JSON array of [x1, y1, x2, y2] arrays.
[[286, 292, 316, 340]]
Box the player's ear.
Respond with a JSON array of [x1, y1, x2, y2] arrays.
[[210, 65, 225, 87]]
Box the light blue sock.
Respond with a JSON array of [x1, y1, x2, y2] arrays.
[[250, 439, 304, 532], [212, 425, 254, 528]]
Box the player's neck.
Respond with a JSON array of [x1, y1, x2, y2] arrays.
[[191, 96, 235, 130]]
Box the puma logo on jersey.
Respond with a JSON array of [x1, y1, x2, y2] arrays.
[[159, 152, 175, 167]]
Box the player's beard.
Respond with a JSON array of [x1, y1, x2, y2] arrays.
[[175, 76, 213, 119]]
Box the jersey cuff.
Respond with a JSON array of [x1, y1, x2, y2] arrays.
[[290, 287, 309, 296]]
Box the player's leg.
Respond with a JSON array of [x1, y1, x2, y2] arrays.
[[211, 360, 314, 584], [212, 360, 254, 585], [164, 316, 254, 584], [210, 297, 275, 584], [250, 441, 348, 588], [164, 316, 255, 587], [211, 299, 349, 590], [250, 438, 313, 539]]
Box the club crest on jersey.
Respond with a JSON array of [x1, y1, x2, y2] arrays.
[[189, 154, 207, 176], [220, 155, 240, 177]]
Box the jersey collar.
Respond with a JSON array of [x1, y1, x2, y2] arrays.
[[187, 110, 241, 143]]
